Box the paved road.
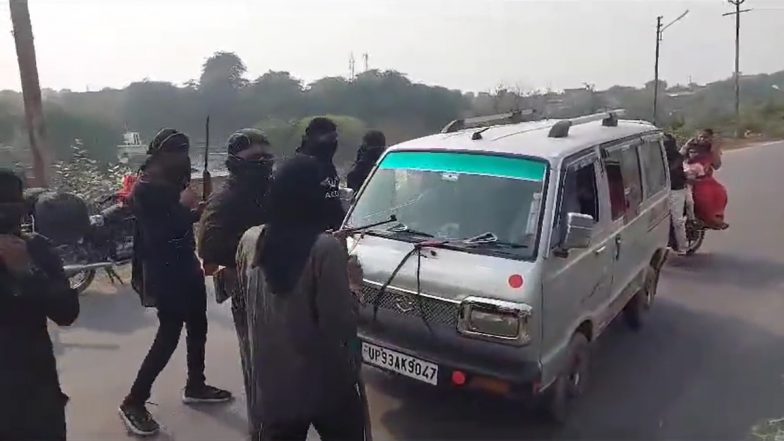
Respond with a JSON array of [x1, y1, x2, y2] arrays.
[[58, 142, 784, 441]]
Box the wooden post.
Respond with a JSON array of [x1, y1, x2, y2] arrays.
[[9, 0, 50, 187]]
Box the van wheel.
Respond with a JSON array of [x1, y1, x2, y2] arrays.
[[539, 333, 590, 425], [643, 266, 660, 310], [625, 266, 659, 330]]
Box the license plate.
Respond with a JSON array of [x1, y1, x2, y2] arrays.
[[361, 342, 438, 385]]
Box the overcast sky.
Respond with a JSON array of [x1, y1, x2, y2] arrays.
[[1, 0, 783, 93]]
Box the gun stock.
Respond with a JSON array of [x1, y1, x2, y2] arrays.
[[202, 115, 212, 200]]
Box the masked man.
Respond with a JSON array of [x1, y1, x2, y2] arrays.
[[0, 169, 79, 441], [346, 130, 386, 193], [120, 129, 231, 437], [197, 128, 273, 439], [296, 117, 346, 231]]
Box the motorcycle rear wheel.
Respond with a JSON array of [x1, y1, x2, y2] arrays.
[[684, 221, 706, 256], [70, 269, 96, 294]]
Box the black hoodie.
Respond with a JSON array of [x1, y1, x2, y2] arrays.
[[346, 144, 385, 192], [295, 147, 346, 232]]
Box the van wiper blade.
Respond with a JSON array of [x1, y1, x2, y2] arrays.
[[386, 222, 435, 238], [462, 232, 528, 249]]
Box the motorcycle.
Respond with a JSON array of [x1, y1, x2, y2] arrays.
[[24, 190, 135, 294], [669, 205, 706, 256]]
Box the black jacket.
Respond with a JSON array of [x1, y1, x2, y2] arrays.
[[296, 153, 346, 231], [0, 233, 79, 440], [131, 180, 204, 312], [665, 141, 687, 190], [346, 145, 384, 192], [198, 177, 267, 269]]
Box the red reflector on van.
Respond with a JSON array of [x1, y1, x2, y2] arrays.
[[508, 274, 524, 289], [451, 371, 467, 386]]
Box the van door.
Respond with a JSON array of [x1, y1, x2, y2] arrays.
[[602, 140, 647, 323], [541, 149, 614, 379]]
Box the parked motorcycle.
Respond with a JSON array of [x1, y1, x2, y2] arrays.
[[24, 189, 134, 294]]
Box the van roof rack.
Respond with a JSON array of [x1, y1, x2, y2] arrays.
[[441, 109, 537, 134], [547, 109, 626, 138]]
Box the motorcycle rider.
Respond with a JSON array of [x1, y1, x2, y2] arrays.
[[197, 128, 273, 439], [120, 128, 231, 437], [663, 134, 689, 255], [0, 169, 80, 441]]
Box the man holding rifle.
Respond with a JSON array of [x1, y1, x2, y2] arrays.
[[120, 128, 231, 437], [197, 128, 273, 439]]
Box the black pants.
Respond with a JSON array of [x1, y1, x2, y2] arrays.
[[0, 390, 67, 441], [125, 292, 208, 405], [259, 386, 366, 441]]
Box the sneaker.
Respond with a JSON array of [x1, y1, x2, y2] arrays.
[[119, 402, 160, 437], [182, 384, 233, 404]]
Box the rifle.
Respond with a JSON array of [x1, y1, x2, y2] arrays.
[[202, 115, 212, 201]]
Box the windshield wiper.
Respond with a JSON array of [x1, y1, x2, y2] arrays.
[[462, 232, 528, 249], [385, 222, 435, 238]]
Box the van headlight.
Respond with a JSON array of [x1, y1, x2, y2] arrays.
[[458, 297, 532, 345]]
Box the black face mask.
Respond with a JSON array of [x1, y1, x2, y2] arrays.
[[301, 132, 338, 163], [160, 158, 192, 189], [226, 155, 273, 184], [0, 203, 24, 235]]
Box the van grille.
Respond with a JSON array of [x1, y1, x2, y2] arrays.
[[359, 283, 459, 327]]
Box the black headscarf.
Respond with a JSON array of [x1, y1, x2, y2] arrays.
[[256, 155, 326, 294], [224, 128, 273, 191], [141, 128, 192, 189], [296, 117, 338, 163]]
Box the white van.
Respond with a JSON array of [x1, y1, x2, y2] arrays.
[[343, 111, 670, 422]]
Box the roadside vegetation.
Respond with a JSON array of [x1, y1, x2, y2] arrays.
[[2, 51, 783, 174]]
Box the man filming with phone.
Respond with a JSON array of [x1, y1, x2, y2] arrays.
[[0, 169, 80, 441]]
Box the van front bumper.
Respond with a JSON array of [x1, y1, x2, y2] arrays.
[[358, 309, 542, 399]]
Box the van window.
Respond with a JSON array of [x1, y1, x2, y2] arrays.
[[604, 145, 643, 222], [639, 140, 667, 198], [553, 161, 599, 247], [345, 151, 549, 259]]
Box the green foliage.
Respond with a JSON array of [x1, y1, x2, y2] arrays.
[[2, 50, 784, 175], [51, 143, 131, 206]]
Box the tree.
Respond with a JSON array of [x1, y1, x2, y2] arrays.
[[199, 51, 249, 138], [199, 51, 248, 91], [247, 71, 304, 119]]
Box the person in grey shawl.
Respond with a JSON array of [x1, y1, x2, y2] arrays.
[[235, 155, 367, 441]]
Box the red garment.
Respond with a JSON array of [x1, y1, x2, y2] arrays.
[[690, 155, 727, 228], [118, 174, 138, 205]]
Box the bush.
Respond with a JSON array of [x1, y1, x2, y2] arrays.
[[51, 143, 132, 209]]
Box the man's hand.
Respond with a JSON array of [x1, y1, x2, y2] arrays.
[[347, 255, 363, 293], [180, 186, 200, 210], [0, 234, 32, 277]]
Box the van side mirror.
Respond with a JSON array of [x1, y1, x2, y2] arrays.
[[561, 212, 595, 250]]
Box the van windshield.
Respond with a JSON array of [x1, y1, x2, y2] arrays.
[[345, 151, 548, 259]]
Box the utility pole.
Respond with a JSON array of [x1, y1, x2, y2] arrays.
[[363, 53, 369, 72], [724, 0, 752, 138], [652, 10, 689, 127], [653, 16, 662, 126], [9, 0, 50, 186]]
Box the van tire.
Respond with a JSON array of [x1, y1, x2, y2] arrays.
[[625, 265, 660, 331], [539, 333, 590, 425]]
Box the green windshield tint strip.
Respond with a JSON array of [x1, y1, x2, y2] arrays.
[[379, 152, 547, 181]]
